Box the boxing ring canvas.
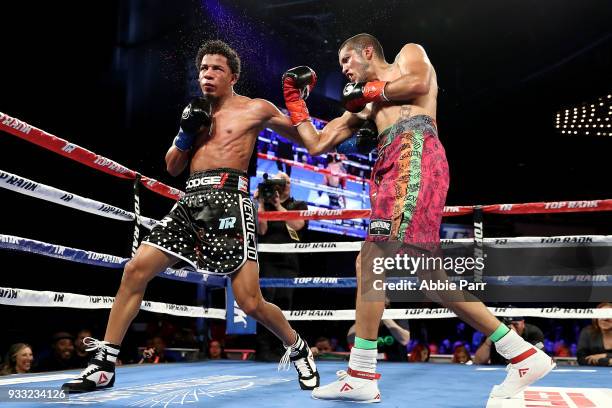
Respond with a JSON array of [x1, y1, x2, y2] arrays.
[[1, 361, 611, 407]]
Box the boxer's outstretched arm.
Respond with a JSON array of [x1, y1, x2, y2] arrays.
[[383, 43, 432, 100], [254, 98, 301, 143], [296, 111, 363, 156], [254, 98, 362, 156]]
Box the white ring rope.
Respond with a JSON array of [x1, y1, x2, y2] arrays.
[[1, 287, 610, 320], [0, 169, 158, 229]]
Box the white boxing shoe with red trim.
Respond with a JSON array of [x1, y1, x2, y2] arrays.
[[311, 368, 381, 403], [490, 347, 556, 398]]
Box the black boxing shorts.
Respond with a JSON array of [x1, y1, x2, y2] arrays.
[[142, 168, 257, 275]]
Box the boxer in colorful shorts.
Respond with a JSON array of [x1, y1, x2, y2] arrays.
[[63, 40, 319, 393], [283, 33, 554, 402]]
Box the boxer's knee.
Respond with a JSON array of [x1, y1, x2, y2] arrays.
[[121, 259, 152, 291], [236, 294, 265, 317]]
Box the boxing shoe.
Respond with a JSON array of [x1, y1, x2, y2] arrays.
[[278, 333, 320, 390], [490, 347, 556, 398], [62, 338, 120, 393], [312, 368, 381, 403]]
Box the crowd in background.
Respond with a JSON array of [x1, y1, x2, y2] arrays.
[[2, 302, 610, 376]]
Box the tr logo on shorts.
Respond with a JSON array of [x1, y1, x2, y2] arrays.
[[219, 217, 236, 230]]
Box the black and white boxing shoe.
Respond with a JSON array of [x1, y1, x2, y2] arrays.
[[62, 337, 120, 393], [278, 332, 320, 390]]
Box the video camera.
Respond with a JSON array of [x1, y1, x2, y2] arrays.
[[257, 173, 287, 201]]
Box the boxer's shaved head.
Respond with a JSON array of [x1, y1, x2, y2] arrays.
[[339, 33, 385, 61]]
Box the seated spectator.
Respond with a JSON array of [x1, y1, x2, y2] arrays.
[[139, 336, 174, 364], [473, 316, 545, 365], [0, 343, 33, 375], [554, 342, 571, 358], [310, 337, 333, 358], [452, 345, 473, 365], [577, 302, 612, 366], [428, 343, 438, 355], [408, 344, 430, 362], [322, 153, 347, 209], [73, 329, 94, 368], [37, 332, 77, 372], [208, 340, 226, 360]]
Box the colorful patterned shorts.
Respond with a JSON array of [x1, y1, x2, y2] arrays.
[[367, 115, 449, 244]]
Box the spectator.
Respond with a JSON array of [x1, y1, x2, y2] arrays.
[[208, 340, 226, 360], [428, 343, 438, 355], [310, 337, 333, 358], [452, 345, 473, 365], [139, 336, 174, 364], [408, 344, 430, 362], [473, 316, 545, 365], [0, 343, 33, 375], [37, 332, 77, 372], [322, 153, 347, 209], [255, 172, 308, 361], [577, 302, 612, 366], [73, 329, 94, 368]]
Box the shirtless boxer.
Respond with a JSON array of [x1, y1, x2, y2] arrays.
[[62, 40, 319, 393], [282, 33, 554, 402]]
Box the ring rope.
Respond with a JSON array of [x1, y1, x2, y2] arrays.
[[0, 234, 225, 286], [0, 112, 183, 200], [3, 114, 611, 217], [2, 233, 610, 287], [0, 169, 158, 229], [1, 287, 610, 320]]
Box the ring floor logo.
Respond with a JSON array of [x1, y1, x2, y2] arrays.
[[68, 375, 290, 406]]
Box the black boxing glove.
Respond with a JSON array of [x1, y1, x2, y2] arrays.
[[174, 97, 212, 151], [337, 120, 378, 155], [341, 81, 389, 113]]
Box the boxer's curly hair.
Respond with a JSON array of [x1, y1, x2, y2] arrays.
[[339, 33, 385, 60], [195, 40, 241, 76]]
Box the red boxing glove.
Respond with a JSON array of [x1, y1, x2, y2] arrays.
[[282, 66, 317, 125], [341, 81, 389, 113]]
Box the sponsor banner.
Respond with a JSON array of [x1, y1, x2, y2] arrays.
[[225, 283, 257, 334]]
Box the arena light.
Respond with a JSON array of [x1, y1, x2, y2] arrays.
[[555, 93, 612, 137]]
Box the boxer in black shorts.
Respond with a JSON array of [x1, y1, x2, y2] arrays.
[[63, 40, 319, 393], [145, 169, 257, 274]]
